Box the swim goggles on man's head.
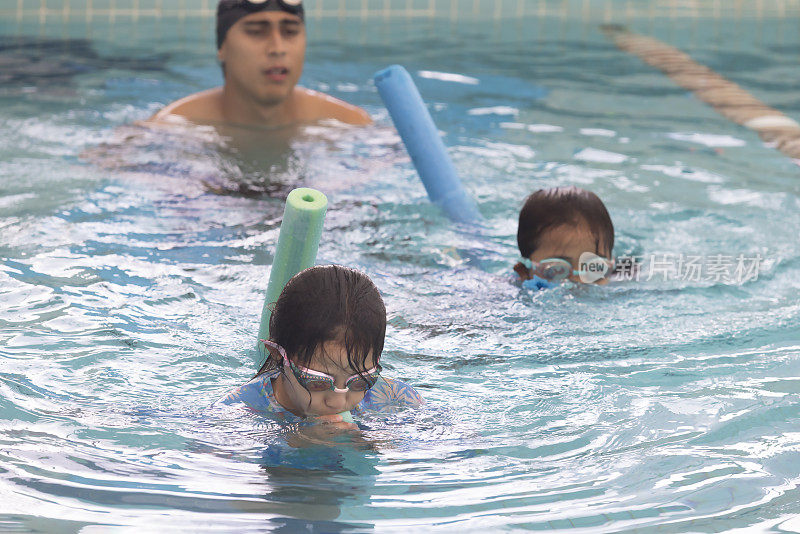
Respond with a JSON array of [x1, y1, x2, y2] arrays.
[[263, 340, 380, 393], [244, 0, 303, 15]]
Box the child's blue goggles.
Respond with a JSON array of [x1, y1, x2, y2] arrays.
[[521, 257, 583, 282], [521, 257, 613, 289]]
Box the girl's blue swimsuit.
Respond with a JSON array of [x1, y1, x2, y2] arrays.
[[219, 369, 422, 419]]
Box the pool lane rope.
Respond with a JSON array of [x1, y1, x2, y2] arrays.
[[374, 65, 483, 224], [257, 187, 328, 346], [602, 25, 800, 160]]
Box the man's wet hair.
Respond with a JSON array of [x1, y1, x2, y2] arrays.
[[517, 186, 614, 259], [216, 0, 305, 50]]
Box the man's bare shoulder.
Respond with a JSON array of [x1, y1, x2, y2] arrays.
[[295, 87, 372, 126], [147, 86, 371, 127], [149, 87, 225, 123]]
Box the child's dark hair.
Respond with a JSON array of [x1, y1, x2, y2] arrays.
[[255, 264, 386, 378], [517, 186, 614, 258]]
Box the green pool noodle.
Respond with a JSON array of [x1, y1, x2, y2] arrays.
[[338, 411, 354, 424], [257, 188, 328, 346]]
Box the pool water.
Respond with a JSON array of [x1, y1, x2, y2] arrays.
[[2, 8, 800, 533]]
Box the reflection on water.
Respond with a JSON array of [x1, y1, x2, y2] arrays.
[[1, 12, 800, 533], [0, 37, 169, 90], [82, 121, 300, 197], [81, 117, 405, 199]]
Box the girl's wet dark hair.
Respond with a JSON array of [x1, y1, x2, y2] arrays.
[[255, 264, 386, 378], [517, 186, 614, 258]]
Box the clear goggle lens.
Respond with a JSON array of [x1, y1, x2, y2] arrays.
[[535, 259, 573, 281], [303, 377, 374, 393]]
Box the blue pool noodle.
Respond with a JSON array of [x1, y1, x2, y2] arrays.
[[374, 65, 482, 224]]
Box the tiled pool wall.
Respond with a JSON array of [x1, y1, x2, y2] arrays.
[[3, 0, 800, 51], [4, 0, 800, 21]]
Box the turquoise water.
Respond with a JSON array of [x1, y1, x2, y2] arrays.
[[2, 9, 800, 532]]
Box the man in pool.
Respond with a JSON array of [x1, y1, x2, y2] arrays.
[[150, 0, 372, 128]]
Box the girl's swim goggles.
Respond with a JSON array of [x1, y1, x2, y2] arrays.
[[263, 340, 380, 393]]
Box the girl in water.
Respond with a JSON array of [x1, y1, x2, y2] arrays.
[[221, 264, 422, 426]]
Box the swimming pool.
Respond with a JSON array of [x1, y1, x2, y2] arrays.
[[2, 3, 800, 531]]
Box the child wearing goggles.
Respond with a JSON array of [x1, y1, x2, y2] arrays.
[[220, 265, 422, 423], [513, 186, 617, 290]]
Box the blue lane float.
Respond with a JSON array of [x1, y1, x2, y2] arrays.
[[374, 64, 483, 224]]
